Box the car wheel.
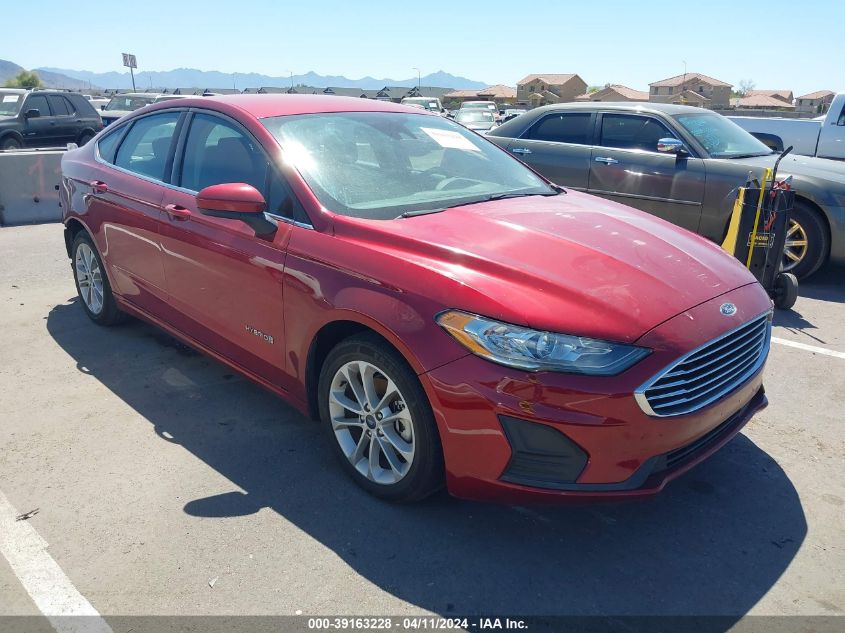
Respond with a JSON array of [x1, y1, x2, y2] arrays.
[[77, 132, 95, 146], [782, 201, 828, 279], [318, 333, 444, 502], [1, 136, 22, 151], [71, 232, 125, 326]]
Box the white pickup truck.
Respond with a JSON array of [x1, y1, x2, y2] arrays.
[[728, 92, 845, 160]]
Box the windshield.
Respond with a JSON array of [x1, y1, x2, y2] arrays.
[[674, 112, 773, 158], [0, 92, 23, 117], [456, 110, 494, 123], [462, 102, 496, 111], [104, 96, 155, 111], [261, 111, 552, 220], [402, 98, 439, 111]]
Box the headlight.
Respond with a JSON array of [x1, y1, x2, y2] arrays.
[[436, 310, 650, 375]]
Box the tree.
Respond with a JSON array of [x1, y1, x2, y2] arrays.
[[737, 79, 755, 97], [4, 70, 43, 88]]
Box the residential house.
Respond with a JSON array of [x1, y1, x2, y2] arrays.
[[746, 89, 794, 104], [734, 94, 795, 110], [574, 84, 649, 102], [515, 74, 588, 108], [442, 84, 517, 108], [649, 73, 732, 108], [796, 90, 834, 114]]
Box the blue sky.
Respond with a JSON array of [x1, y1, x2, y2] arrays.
[[2, 0, 842, 95]]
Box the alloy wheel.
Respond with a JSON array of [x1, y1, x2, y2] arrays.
[[75, 243, 104, 315], [328, 361, 415, 485], [782, 218, 808, 273]]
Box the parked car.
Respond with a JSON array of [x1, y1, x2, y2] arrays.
[[84, 94, 110, 110], [728, 92, 845, 160], [488, 102, 845, 279], [99, 93, 185, 126], [0, 88, 102, 150], [501, 108, 527, 123], [400, 96, 447, 116], [454, 109, 497, 133], [460, 100, 500, 120], [61, 94, 772, 503]]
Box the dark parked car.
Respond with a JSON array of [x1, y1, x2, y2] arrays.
[[488, 102, 845, 279], [0, 89, 102, 150], [60, 95, 771, 503]]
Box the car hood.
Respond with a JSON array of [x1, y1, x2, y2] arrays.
[[338, 191, 759, 343], [730, 153, 845, 186]]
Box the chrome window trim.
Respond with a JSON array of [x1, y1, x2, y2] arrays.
[[634, 310, 772, 418]]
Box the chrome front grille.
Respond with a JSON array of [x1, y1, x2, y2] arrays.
[[635, 313, 771, 417]]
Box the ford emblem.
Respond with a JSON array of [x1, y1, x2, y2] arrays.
[[720, 303, 737, 316]]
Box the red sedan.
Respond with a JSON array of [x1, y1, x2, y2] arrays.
[[60, 95, 772, 503]]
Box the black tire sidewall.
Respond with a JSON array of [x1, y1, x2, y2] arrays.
[[71, 232, 124, 326], [317, 334, 444, 502], [1, 136, 22, 150], [78, 132, 95, 146], [788, 202, 828, 279]]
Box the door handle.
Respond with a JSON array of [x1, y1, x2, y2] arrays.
[[594, 156, 619, 165], [89, 180, 108, 193], [163, 203, 191, 220], [511, 147, 532, 155]]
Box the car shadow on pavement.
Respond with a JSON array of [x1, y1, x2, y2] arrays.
[[47, 299, 807, 621]]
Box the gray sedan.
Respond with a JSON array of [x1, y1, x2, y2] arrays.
[[488, 103, 845, 278]]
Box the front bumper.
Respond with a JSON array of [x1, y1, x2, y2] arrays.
[[420, 283, 772, 503]]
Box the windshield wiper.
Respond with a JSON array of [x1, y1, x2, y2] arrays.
[[398, 208, 447, 218], [397, 189, 562, 219], [724, 152, 775, 159]]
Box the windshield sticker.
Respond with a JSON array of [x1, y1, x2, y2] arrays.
[[2, 95, 20, 103], [421, 127, 480, 152]]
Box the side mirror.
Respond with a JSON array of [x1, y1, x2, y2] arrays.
[[657, 137, 687, 155], [196, 183, 276, 235], [24, 108, 41, 119]]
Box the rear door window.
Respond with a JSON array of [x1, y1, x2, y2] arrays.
[[47, 95, 71, 116], [526, 113, 592, 145], [114, 112, 180, 181]]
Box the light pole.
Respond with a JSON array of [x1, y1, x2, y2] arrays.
[[232, 73, 237, 91], [412, 67, 420, 90], [286, 70, 294, 92]]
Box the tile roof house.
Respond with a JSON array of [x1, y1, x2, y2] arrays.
[[746, 89, 794, 104], [796, 90, 835, 114], [649, 73, 732, 108], [443, 85, 517, 107], [735, 94, 796, 110], [574, 84, 649, 102], [515, 74, 588, 107]]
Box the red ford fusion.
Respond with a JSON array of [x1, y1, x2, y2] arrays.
[[60, 95, 771, 503]]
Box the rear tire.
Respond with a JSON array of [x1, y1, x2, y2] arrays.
[[71, 231, 125, 326], [77, 131, 95, 146], [317, 333, 444, 502], [783, 201, 828, 280]]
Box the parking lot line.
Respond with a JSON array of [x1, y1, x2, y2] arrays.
[[771, 336, 845, 360], [0, 490, 113, 633]]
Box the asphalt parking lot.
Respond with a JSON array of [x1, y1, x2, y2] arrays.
[[0, 223, 843, 629]]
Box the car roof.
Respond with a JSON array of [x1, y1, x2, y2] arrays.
[[152, 94, 426, 119], [535, 101, 713, 116], [0, 88, 27, 94]]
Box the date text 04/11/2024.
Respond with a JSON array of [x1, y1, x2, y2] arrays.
[[307, 617, 528, 630]]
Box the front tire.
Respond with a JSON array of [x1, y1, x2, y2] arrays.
[[1, 136, 22, 151], [71, 231, 125, 326], [318, 333, 444, 502], [783, 201, 828, 279]]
